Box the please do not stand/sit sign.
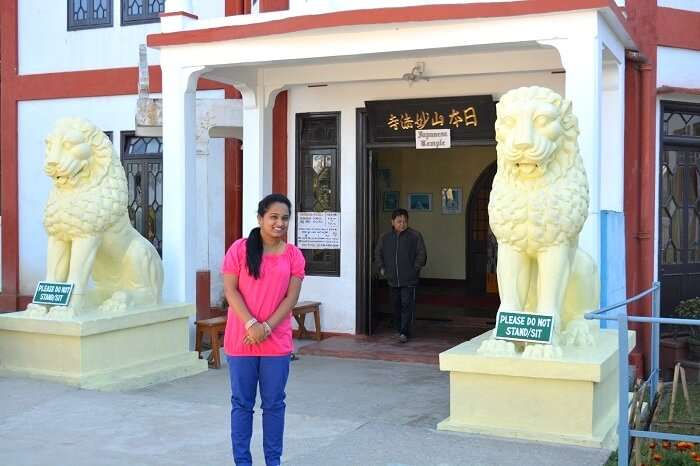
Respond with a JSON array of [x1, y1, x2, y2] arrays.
[[32, 281, 74, 307], [494, 311, 554, 344]]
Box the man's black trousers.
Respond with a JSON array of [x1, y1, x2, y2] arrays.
[[390, 286, 416, 337]]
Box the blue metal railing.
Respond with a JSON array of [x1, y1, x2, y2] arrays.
[[585, 282, 700, 466]]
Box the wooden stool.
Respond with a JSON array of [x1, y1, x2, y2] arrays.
[[195, 316, 227, 369], [292, 301, 322, 341]]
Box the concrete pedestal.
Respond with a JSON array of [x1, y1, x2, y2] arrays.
[[437, 329, 635, 448], [0, 304, 207, 391]]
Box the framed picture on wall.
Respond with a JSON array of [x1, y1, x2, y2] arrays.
[[408, 193, 432, 211], [383, 191, 399, 211], [440, 187, 463, 214]]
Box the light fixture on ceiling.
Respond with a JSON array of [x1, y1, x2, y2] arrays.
[[402, 62, 429, 84]]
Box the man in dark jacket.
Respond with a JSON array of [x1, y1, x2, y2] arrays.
[[375, 208, 427, 343]]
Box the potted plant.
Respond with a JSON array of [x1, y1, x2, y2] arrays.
[[676, 297, 700, 361]]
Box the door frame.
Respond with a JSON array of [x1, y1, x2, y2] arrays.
[[355, 108, 495, 335]]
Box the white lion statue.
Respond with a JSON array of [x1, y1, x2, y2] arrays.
[[478, 86, 599, 359], [25, 117, 163, 318]]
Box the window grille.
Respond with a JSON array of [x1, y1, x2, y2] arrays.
[[121, 132, 163, 256], [295, 113, 341, 276], [121, 0, 164, 26], [68, 0, 113, 31]]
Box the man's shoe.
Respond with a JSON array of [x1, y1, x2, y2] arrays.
[[399, 334, 408, 343]]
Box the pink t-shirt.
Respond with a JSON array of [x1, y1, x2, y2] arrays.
[[221, 238, 305, 356]]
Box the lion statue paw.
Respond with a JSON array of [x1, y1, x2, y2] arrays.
[[522, 343, 563, 360], [46, 305, 79, 320], [97, 291, 129, 313], [477, 338, 518, 357], [562, 319, 598, 347], [24, 303, 49, 317]]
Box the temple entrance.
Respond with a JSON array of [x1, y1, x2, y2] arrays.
[[355, 95, 501, 348], [367, 148, 499, 341]]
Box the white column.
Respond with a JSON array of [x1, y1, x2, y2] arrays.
[[240, 82, 275, 236], [543, 35, 603, 269], [161, 65, 203, 303], [195, 112, 212, 271]]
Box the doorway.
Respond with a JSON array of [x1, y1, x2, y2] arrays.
[[356, 109, 500, 338]]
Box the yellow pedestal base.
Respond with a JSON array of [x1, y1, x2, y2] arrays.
[[0, 304, 208, 391], [438, 329, 635, 448]]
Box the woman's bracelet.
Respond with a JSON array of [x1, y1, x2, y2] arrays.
[[262, 321, 272, 337], [244, 317, 258, 330]]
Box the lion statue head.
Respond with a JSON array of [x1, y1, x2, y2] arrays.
[[489, 86, 589, 253], [44, 117, 115, 190], [43, 118, 128, 240], [495, 86, 579, 185]]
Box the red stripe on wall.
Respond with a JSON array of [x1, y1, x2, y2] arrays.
[[272, 91, 288, 195], [226, 0, 245, 16], [658, 7, 700, 52], [148, 0, 620, 48], [260, 0, 289, 13], [0, 0, 19, 311], [14, 66, 226, 101]]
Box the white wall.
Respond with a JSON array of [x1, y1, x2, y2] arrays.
[[288, 70, 565, 334], [658, 0, 700, 12], [288, 0, 520, 13], [657, 47, 700, 90], [18, 0, 224, 74], [18, 91, 225, 298]]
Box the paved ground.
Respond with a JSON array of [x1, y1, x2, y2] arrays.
[[0, 352, 612, 466]]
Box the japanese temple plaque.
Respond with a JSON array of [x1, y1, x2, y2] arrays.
[[297, 212, 340, 249], [416, 129, 451, 149], [366, 95, 495, 144]]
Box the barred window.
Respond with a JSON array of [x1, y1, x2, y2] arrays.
[[295, 113, 341, 276], [121, 132, 163, 256], [68, 0, 113, 31], [121, 0, 165, 26]]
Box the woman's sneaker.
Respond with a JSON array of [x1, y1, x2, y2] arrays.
[[399, 334, 408, 343]]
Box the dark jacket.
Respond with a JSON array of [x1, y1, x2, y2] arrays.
[[374, 227, 427, 287]]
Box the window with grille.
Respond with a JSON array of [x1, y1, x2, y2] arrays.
[[121, 132, 163, 256], [121, 0, 164, 26], [68, 0, 113, 30], [295, 113, 341, 276], [659, 102, 700, 315]]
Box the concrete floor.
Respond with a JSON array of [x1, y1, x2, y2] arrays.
[[0, 352, 612, 466]]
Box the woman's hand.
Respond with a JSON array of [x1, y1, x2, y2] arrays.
[[244, 322, 267, 345]]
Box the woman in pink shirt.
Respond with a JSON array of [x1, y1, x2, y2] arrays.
[[221, 193, 305, 466]]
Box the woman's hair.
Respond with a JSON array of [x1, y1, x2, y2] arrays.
[[246, 193, 292, 279]]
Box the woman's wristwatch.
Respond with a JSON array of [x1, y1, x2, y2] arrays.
[[244, 317, 258, 330]]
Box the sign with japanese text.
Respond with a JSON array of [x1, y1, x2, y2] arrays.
[[494, 311, 554, 344], [32, 281, 74, 306], [366, 95, 495, 144], [416, 129, 451, 149], [297, 212, 341, 249]]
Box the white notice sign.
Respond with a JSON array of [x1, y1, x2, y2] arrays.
[[415, 129, 451, 149], [297, 212, 341, 249]]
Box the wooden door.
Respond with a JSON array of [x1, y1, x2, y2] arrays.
[[466, 162, 497, 294]]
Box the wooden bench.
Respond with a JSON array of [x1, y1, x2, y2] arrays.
[[292, 301, 322, 341], [195, 316, 227, 369]]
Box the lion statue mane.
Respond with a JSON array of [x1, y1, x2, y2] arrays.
[[25, 117, 163, 318], [478, 86, 599, 359]]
